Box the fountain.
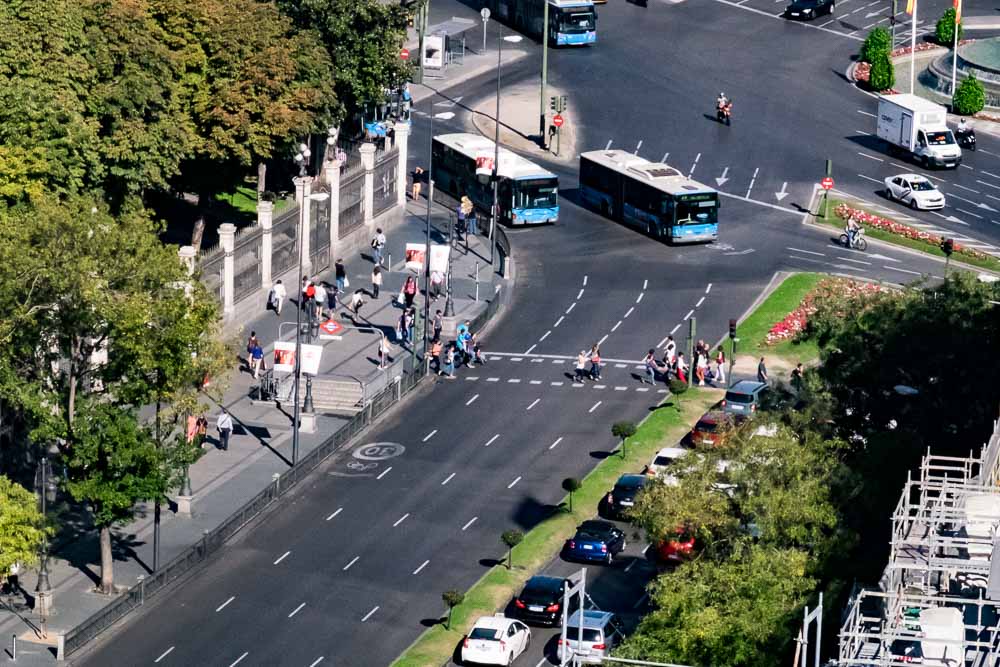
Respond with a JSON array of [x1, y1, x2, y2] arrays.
[[923, 37, 1000, 108]]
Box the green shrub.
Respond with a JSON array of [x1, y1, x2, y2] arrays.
[[669, 379, 689, 395], [935, 7, 963, 45], [868, 51, 895, 92], [861, 27, 892, 63], [953, 75, 986, 115]]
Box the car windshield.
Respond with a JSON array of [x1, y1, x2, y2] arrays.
[[926, 130, 955, 146], [566, 628, 603, 643], [522, 587, 558, 602], [653, 455, 678, 467], [514, 178, 558, 209], [910, 180, 936, 191], [469, 627, 500, 641], [696, 420, 718, 432], [725, 391, 752, 403], [558, 8, 596, 32]]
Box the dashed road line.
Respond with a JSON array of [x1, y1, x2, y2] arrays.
[[705, 283, 712, 293], [361, 606, 379, 622], [643, 279, 649, 289], [525, 344, 537, 354], [326, 508, 343, 521], [670, 324, 681, 335], [422, 429, 437, 442], [216, 596, 236, 613], [955, 183, 981, 194], [683, 309, 694, 320], [857, 109, 876, 117], [593, 384, 607, 389], [551, 381, 564, 386], [554, 316, 565, 327], [393, 513, 410, 527], [539, 330, 552, 342], [583, 275, 588, 286], [413, 560, 430, 575], [611, 320, 622, 332], [530, 379, 542, 385], [487, 377, 499, 382], [376, 467, 392, 480], [957, 208, 985, 220], [274, 551, 291, 565], [566, 303, 576, 314], [462, 516, 478, 530], [695, 296, 705, 307], [484, 434, 500, 447], [577, 288, 585, 299], [442, 472, 456, 485], [589, 401, 602, 413], [787, 247, 824, 256], [508, 476, 522, 489], [549, 437, 563, 450], [155, 647, 175, 663], [343, 556, 360, 570], [288, 602, 306, 618], [466, 394, 480, 406], [229, 652, 249, 667], [636, 293, 644, 304], [597, 334, 609, 346], [857, 151, 883, 162], [746, 167, 759, 198], [309, 658, 325, 667], [624, 307, 634, 318], [508, 378, 521, 383], [527, 398, 541, 410], [657, 335, 669, 348], [688, 152, 701, 178]]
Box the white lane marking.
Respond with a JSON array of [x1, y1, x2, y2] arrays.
[[216, 596, 236, 613], [361, 606, 379, 622], [683, 309, 694, 320], [466, 394, 480, 406], [566, 303, 576, 314], [532, 358, 543, 363], [465, 376, 480, 381], [309, 658, 325, 667], [577, 288, 585, 299], [643, 279, 649, 289], [508, 378, 521, 383], [343, 556, 360, 570], [413, 560, 430, 575], [624, 560, 636, 573], [326, 508, 343, 521], [624, 307, 634, 318], [511, 357, 523, 362], [484, 434, 500, 447], [536, 658, 549, 667], [840, 257, 872, 266], [527, 398, 541, 411], [508, 476, 522, 489], [695, 296, 705, 307], [462, 516, 478, 530], [551, 381, 564, 386], [746, 167, 759, 198], [637, 387, 650, 392], [688, 152, 701, 178], [554, 316, 565, 327], [787, 247, 824, 256], [950, 192, 988, 207], [442, 473, 456, 485], [981, 170, 1000, 181], [229, 652, 249, 667], [706, 283, 712, 293], [376, 466, 392, 480], [539, 330, 552, 342], [530, 380, 542, 385], [857, 109, 876, 117], [589, 401, 602, 413], [614, 386, 627, 391], [982, 149, 1000, 158], [274, 551, 291, 565], [857, 151, 883, 162], [422, 429, 437, 442], [583, 275, 588, 286], [593, 384, 606, 389], [487, 377, 499, 382], [955, 183, 981, 193], [657, 335, 669, 348], [855, 129, 871, 135], [597, 334, 609, 346], [549, 437, 563, 450], [611, 320, 622, 332], [670, 324, 681, 335], [885, 265, 924, 276], [525, 344, 537, 354], [393, 513, 410, 527], [635, 292, 644, 304], [857, 174, 882, 184], [289, 602, 306, 618], [643, 544, 651, 554], [155, 647, 175, 663], [957, 208, 985, 220]]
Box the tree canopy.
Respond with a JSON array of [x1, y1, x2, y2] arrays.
[[0, 475, 50, 575]]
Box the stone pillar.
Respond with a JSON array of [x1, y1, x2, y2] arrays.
[[325, 159, 342, 258], [178, 245, 196, 276], [258, 200, 274, 287], [219, 223, 236, 319], [394, 123, 411, 207], [361, 143, 377, 229], [294, 176, 314, 276]]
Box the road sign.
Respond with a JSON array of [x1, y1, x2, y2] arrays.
[[319, 319, 344, 340], [821, 176, 834, 190], [481, 7, 491, 20], [400, 48, 410, 61], [552, 114, 564, 128]]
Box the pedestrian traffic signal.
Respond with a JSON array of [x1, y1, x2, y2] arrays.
[[941, 238, 954, 256], [729, 318, 737, 338]]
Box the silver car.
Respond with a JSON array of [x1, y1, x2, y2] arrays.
[[559, 610, 622, 664]]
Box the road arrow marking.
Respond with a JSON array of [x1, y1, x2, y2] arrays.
[[948, 192, 997, 212], [865, 9, 883, 17], [775, 181, 789, 201], [716, 167, 730, 187], [868, 253, 900, 262]]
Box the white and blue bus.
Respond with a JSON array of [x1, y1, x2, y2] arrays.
[[484, 0, 598, 46], [579, 150, 719, 244], [433, 133, 559, 225]]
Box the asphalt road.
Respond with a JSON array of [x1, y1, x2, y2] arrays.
[[77, 2, 969, 666]]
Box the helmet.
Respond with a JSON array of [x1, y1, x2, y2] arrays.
[[720, 92, 726, 97]]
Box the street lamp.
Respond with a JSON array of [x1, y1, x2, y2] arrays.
[[34, 445, 55, 616], [423, 110, 455, 364], [291, 188, 330, 465], [489, 31, 523, 268], [294, 143, 311, 177]]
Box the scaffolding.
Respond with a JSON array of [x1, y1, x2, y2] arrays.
[[839, 416, 1000, 666]]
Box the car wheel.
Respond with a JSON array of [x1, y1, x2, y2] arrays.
[[885, 188, 894, 201], [910, 197, 920, 210], [508, 652, 514, 666]]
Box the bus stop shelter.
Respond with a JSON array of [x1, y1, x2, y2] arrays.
[[423, 17, 476, 77]]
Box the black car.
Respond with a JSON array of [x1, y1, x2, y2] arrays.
[[785, 0, 834, 20], [563, 520, 627, 565], [605, 474, 647, 519], [512, 575, 576, 626]]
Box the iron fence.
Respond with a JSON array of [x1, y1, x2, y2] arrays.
[[271, 205, 300, 279], [339, 171, 365, 237], [198, 251, 224, 302], [372, 149, 399, 218], [310, 192, 331, 275], [232, 225, 263, 303]]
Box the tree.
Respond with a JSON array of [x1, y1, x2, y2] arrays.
[[936, 7, 963, 46], [953, 75, 986, 115], [442, 589, 464, 630], [562, 477, 582, 513], [500, 529, 524, 570], [868, 50, 895, 92], [611, 421, 637, 459], [860, 26, 892, 63], [0, 476, 50, 576]]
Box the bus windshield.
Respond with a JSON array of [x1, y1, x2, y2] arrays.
[[514, 178, 558, 209], [675, 198, 718, 226], [558, 8, 596, 32]]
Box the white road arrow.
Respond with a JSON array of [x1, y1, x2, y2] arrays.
[[865, 10, 883, 18], [949, 192, 998, 212], [867, 253, 900, 262], [715, 167, 730, 187], [775, 181, 789, 202]]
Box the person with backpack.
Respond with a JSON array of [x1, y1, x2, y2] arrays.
[[371, 227, 386, 266]]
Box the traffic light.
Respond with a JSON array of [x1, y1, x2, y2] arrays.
[[560, 95, 567, 111], [941, 238, 954, 256], [729, 318, 737, 339], [549, 96, 557, 111]]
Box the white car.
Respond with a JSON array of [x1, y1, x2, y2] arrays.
[[644, 446, 689, 481], [462, 614, 531, 666], [884, 174, 946, 210]]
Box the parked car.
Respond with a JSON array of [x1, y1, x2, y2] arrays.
[[785, 0, 834, 19], [656, 527, 697, 563], [605, 474, 647, 518], [884, 174, 946, 210], [691, 410, 736, 447], [512, 575, 575, 626], [722, 380, 769, 419], [644, 446, 689, 478], [563, 520, 626, 565], [559, 610, 623, 664], [461, 614, 531, 666]]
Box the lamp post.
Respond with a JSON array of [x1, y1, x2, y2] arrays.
[[423, 110, 455, 364], [444, 214, 456, 317], [35, 445, 54, 616], [490, 31, 523, 268]]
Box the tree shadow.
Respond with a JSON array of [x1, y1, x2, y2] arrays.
[[421, 616, 444, 628], [479, 557, 503, 568], [590, 450, 615, 460], [112, 534, 153, 576]]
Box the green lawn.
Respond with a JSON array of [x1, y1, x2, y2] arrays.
[[821, 198, 1000, 273], [390, 390, 721, 667], [736, 273, 823, 364], [214, 185, 292, 217]]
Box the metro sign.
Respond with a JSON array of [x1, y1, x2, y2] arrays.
[[319, 319, 344, 340]]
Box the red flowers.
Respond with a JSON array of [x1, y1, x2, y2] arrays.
[[766, 278, 889, 345]]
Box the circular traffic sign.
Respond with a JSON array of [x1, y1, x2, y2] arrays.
[[400, 48, 410, 61], [353, 442, 405, 461], [481, 7, 491, 20], [553, 114, 565, 128], [821, 176, 834, 190]]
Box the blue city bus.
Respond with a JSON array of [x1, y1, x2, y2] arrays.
[[433, 133, 559, 225], [579, 150, 719, 243], [484, 0, 598, 46]]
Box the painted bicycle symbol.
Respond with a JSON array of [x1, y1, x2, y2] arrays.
[[346, 461, 378, 472], [353, 442, 405, 461]]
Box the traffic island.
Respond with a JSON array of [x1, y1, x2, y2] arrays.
[[469, 81, 580, 164]]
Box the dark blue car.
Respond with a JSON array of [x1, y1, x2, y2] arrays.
[[562, 520, 626, 565]]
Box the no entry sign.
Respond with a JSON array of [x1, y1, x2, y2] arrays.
[[821, 176, 834, 190], [400, 48, 410, 61], [552, 114, 565, 128]]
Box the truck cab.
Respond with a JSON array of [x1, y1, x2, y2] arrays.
[[876, 94, 962, 169]]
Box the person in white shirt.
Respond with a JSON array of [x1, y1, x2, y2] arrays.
[[268, 280, 286, 315], [313, 282, 327, 319], [216, 409, 233, 451]]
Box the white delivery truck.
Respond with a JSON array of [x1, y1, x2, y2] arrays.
[[876, 94, 962, 168]]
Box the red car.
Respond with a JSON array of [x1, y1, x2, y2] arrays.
[[690, 410, 735, 448], [656, 527, 697, 563]]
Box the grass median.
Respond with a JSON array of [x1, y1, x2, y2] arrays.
[[390, 390, 720, 667], [735, 272, 822, 365]]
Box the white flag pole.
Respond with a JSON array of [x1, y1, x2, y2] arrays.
[[910, 0, 917, 94], [951, 3, 960, 96]]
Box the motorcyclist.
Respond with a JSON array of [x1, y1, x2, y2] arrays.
[[717, 92, 728, 112], [957, 118, 975, 143], [846, 215, 861, 248]]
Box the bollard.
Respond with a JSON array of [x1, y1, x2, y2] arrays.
[[387, 254, 391, 272], [11, 633, 15, 661], [137, 575, 145, 605], [272, 472, 280, 496]]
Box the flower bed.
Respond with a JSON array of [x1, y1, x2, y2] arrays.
[[852, 62, 898, 94], [765, 278, 887, 345], [834, 203, 992, 262]]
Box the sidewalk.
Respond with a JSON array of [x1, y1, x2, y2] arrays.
[[0, 199, 505, 665]]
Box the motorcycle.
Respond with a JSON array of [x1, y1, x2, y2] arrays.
[[957, 127, 976, 151], [716, 101, 732, 126], [839, 227, 868, 251]]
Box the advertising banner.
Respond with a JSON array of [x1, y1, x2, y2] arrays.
[[429, 244, 450, 275], [273, 341, 296, 373], [405, 243, 426, 272]]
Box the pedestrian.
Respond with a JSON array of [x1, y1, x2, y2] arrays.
[[456, 199, 467, 240], [443, 344, 456, 379], [325, 281, 338, 315], [575, 350, 588, 382], [643, 348, 660, 384], [406, 307, 416, 345], [301, 278, 315, 313], [791, 363, 804, 391], [5, 562, 21, 597], [313, 281, 327, 319], [676, 352, 688, 384], [461, 326, 474, 366], [196, 414, 209, 449], [471, 334, 487, 366], [371, 227, 387, 266], [216, 408, 233, 451], [250, 342, 264, 379], [349, 289, 366, 321], [467, 205, 478, 237], [378, 336, 391, 369], [403, 275, 418, 309], [696, 350, 708, 386], [455, 327, 467, 368], [430, 269, 444, 299], [715, 346, 727, 385], [268, 279, 286, 315], [335, 258, 347, 295], [432, 309, 443, 343], [589, 345, 602, 381], [245, 331, 259, 372], [663, 335, 677, 369], [186, 414, 198, 446], [397, 311, 408, 344], [411, 166, 424, 201], [430, 339, 443, 374], [371, 265, 382, 299], [757, 357, 768, 384]]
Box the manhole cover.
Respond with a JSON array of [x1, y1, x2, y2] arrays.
[[353, 442, 405, 461]]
